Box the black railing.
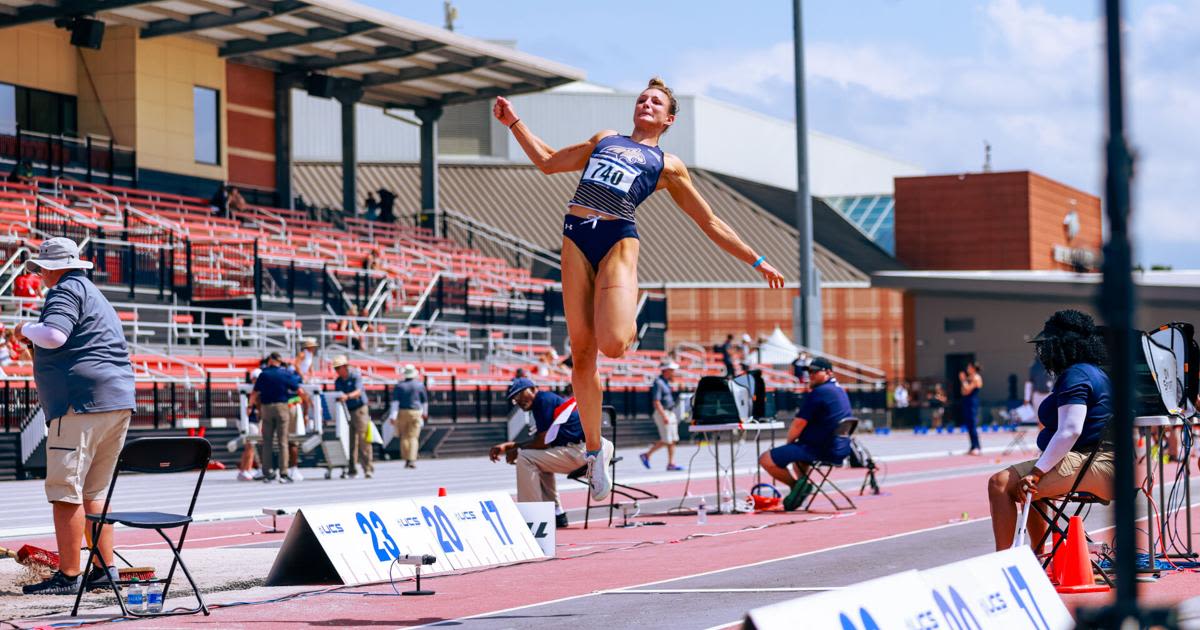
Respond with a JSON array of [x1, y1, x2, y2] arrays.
[[34, 198, 91, 244], [82, 232, 178, 302], [1, 126, 135, 185]]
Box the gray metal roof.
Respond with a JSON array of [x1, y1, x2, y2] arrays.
[[293, 161, 870, 287], [0, 0, 584, 109]]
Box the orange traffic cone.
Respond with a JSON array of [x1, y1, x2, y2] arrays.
[[1054, 515, 1109, 593], [1044, 533, 1062, 584]]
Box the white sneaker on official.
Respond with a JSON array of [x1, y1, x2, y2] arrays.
[[289, 467, 304, 482], [585, 438, 614, 502], [237, 470, 254, 481]]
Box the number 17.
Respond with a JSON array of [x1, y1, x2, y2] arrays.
[[480, 500, 513, 545]]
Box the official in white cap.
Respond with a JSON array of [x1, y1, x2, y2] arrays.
[[332, 355, 373, 478], [17, 238, 135, 595], [639, 361, 684, 471], [386, 364, 427, 468]]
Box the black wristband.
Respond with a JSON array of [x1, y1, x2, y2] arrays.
[[508, 118, 522, 130]]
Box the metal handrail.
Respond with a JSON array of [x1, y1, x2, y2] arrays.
[[36, 194, 117, 230], [439, 207, 561, 270], [0, 246, 31, 295], [364, 276, 393, 320]]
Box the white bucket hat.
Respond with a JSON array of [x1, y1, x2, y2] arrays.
[[27, 237, 93, 271], [661, 361, 680, 371], [403, 364, 419, 379], [331, 355, 349, 368]]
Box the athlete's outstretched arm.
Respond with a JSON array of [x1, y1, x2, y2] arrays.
[[662, 154, 785, 288], [493, 96, 612, 174]]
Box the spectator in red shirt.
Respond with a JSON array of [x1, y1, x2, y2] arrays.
[[13, 268, 43, 315]]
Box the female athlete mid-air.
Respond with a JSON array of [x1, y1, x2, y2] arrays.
[[493, 77, 786, 501]]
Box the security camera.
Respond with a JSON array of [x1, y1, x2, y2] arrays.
[[395, 554, 437, 566]]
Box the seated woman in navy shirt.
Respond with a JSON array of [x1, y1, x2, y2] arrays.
[[988, 310, 1114, 551]]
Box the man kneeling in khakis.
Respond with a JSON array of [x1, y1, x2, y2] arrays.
[[387, 364, 427, 469]]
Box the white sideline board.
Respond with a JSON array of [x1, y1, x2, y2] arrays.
[[746, 571, 941, 630], [266, 491, 546, 586], [516, 502, 556, 558], [919, 547, 1073, 630], [745, 548, 1072, 630]]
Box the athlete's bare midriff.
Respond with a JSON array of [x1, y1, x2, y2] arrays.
[[566, 204, 627, 221]]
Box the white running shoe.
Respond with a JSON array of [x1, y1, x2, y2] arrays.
[[237, 470, 254, 481], [585, 438, 614, 502], [289, 467, 304, 482]]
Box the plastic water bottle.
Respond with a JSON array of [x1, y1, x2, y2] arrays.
[[145, 581, 164, 613], [720, 478, 734, 514], [696, 498, 707, 525], [125, 579, 145, 613]]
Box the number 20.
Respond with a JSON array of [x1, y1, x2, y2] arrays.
[[421, 506, 464, 554]]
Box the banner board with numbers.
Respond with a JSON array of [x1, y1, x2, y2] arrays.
[[267, 491, 546, 586], [745, 548, 1072, 630]]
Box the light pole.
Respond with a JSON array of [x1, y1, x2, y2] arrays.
[[792, 0, 820, 351]]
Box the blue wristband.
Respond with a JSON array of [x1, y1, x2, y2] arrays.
[[752, 256, 765, 269]]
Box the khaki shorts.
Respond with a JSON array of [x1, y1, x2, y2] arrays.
[[656, 409, 679, 444], [1009, 449, 1115, 501], [45, 409, 132, 504]]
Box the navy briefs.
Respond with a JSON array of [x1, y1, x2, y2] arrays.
[[562, 213, 639, 272]]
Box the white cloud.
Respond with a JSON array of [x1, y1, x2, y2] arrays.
[[670, 0, 1200, 265]]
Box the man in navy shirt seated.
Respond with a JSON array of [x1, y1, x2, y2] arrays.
[[758, 357, 853, 510], [489, 378, 585, 528]]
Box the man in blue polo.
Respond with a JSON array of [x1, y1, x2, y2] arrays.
[[15, 238, 135, 595], [250, 352, 302, 483], [758, 357, 852, 511], [488, 378, 585, 528]]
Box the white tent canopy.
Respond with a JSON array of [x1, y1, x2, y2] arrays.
[[755, 327, 800, 366]]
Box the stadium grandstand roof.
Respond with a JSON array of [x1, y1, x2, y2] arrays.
[[873, 270, 1200, 303], [0, 0, 584, 109], [707, 172, 905, 276], [293, 162, 871, 287]]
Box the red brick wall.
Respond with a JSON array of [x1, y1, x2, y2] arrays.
[[1027, 172, 1103, 270], [821, 287, 905, 381], [894, 171, 1101, 272], [894, 171, 1032, 270], [665, 287, 905, 380], [225, 63, 275, 192]]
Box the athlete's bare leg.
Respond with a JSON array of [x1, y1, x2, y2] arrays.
[[593, 238, 640, 359], [562, 237, 603, 451], [561, 236, 639, 451]]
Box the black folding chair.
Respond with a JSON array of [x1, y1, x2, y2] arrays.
[[1028, 440, 1115, 588], [72, 437, 212, 618], [568, 406, 658, 528], [795, 418, 859, 512]]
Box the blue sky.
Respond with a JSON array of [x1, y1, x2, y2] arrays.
[[367, 0, 1198, 268]]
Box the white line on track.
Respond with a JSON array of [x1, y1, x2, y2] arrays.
[[407, 517, 994, 629], [598, 587, 839, 594]]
